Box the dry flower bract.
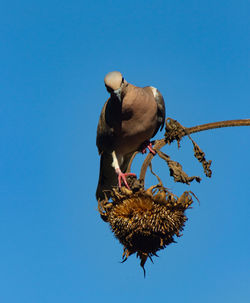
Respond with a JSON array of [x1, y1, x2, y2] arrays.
[[98, 182, 196, 275]]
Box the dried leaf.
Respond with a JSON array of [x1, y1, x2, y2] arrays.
[[164, 118, 186, 147], [191, 140, 212, 177], [156, 149, 201, 184]]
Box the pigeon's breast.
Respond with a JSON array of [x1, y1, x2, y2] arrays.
[[114, 87, 158, 155]]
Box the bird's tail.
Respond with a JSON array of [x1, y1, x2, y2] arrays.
[[96, 152, 133, 201]]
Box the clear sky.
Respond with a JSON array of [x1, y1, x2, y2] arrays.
[[0, 0, 249, 302]]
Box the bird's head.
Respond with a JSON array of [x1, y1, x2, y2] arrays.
[[104, 71, 126, 101]]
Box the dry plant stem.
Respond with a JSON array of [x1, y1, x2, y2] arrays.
[[140, 119, 250, 183], [187, 119, 250, 134], [126, 151, 138, 173]]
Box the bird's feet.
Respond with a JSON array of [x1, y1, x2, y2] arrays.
[[140, 140, 156, 155], [115, 168, 136, 189]]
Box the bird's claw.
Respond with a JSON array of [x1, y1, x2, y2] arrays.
[[140, 141, 156, 155], [146, 142, 156, 155], [117, 171, 137, 189]]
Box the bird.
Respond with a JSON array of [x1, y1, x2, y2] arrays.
[[96, 71, 165, 201]]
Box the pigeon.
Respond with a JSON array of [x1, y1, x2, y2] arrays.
[[96, 71, 165, 201]]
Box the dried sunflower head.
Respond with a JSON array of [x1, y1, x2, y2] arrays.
[[98, 183, 196, 275]]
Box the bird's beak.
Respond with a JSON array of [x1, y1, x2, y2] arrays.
[[114, 88, 122, 101]]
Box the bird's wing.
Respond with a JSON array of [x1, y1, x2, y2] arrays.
[[152, 88, 166, 137], [96, 152, 117, 201], [96, 99, 115, 154]]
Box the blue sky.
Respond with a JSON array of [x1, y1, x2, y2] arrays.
[[0, 0, 249, 302]]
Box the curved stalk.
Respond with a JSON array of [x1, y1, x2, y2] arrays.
[[139, 118, 250, 183]]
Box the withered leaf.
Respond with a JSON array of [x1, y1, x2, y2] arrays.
[[156, 149, 201, 184]]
